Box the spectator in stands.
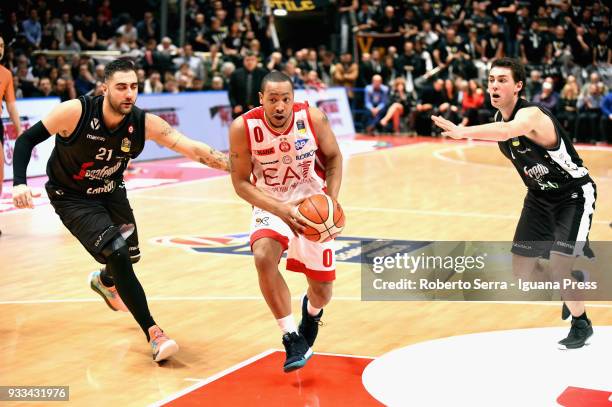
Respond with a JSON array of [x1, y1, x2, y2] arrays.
[[157, 36, 178, 57], [31, 54, 51, 79], [576, 83, 604, 143], [336, 0, 357, 54], [117, 19, 138, 45], [379, 77, 411, 134], [364, 74, 389, 133], [202, 43, 222, 87], [144, 71, 164, 94], [419, 20, 438, 49], [94, 64, 106, 83], [220, 61, 235, 89], [175, 62, 195, 90], [76, 14, 97, 50], [137, 12, 158, 44], [304, 70, 326, 91], [557, 75, 580, 138], [525, 69, 543, 101], [533, 80, 560, 113], [173, 43, 205, 80], [459, 79, 485, 126], [107, 32, 129, 53], [481, 23, 504, 63], [229, 51, 267, 118], [223, 22, 244, 63], [282, 59, 304, 90], [1, 12, 21, 46], [189, 13, 210, 51], [569, 26, 592, 69], [414, 78, 445, 136], [593, 29, 611, 66], [59, 30, 81, 52], [520, 20, 548, 66], [94, 13, 113, 49], [354, 1, 376, 33], [74, 64, 96, 96], [23, 9, 42, 49], [53, 77, 76, 102], [441, 78, 461, 123], [164, 78, 179, 93], [333, 51, 358, 102], [600, 90, 612, 144], [548, 26, 571, 68], [318, 51, 335, 87], [210, 75, 225, 90], [206, 17, 226, 49], [266, 51, 283, 72]]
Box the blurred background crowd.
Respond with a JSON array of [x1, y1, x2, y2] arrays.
[[1, 0, 610, 141]]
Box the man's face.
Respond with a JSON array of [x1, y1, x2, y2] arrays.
[[40, 78, 52, 93], [259, 81, 294, 129], [244, 55, 257, 71], [488, 66, 522, 109], [103, 70, 138, 115]]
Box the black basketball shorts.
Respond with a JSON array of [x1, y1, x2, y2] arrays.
[[46, 182, 141, 264], [511, 181, 596, 258]]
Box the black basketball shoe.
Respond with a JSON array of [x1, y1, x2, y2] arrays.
[[298, 295, 323, 348], [282, 332, 312, 372], [558, 318, 593, 350]]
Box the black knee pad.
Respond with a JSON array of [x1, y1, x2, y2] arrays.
[[101, 235, 130, 262]]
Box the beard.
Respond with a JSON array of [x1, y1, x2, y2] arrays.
[[108, 93, 134, 116]]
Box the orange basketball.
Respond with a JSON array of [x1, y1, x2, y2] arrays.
[[297, 194, 345, 243]]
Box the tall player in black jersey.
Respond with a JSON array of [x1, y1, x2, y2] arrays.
[[432, 58, 596, 350], [11, 58, 229, 362]]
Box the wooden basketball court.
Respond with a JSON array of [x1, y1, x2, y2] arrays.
[[1, 137, 611, 405]]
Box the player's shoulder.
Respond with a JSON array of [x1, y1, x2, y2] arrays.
[[241, 106, 264, 120], [54, 98, 83, 117]]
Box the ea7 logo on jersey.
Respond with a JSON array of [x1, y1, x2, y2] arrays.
[[295, 138, 309, 150], [90, 118, 100, 130], [296, 150, 316, 160]]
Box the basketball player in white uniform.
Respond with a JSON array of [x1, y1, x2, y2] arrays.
[[229, 71, 343, 372]]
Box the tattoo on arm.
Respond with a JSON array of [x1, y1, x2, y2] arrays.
[[229, 152, 239, 173], [321, 111, 329, 123]]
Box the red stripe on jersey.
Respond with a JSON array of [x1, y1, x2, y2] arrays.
[[242, 115, 252, 151]]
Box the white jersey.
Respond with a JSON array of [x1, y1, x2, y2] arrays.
[[243, 102, 327, 203]]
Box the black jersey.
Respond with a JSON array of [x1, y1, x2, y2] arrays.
[[497, 98, 591, 192], [46, 95, 146, 195]]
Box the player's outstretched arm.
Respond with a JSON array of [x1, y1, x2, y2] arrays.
[[432, 107, 551, 143], [228, 117, 305, 234], [145, 113, 229, 172], [12, 99, 82, 209], [308, 107, 342, 200]]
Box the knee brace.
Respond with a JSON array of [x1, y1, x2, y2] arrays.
[[101, 235, 130, 262]]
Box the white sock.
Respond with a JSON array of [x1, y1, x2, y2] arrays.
[[307, 298, 322, 317], [277, 314, 297, 334]]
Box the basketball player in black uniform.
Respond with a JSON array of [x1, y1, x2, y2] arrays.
[[11, 58, 229, 362], [432, 58, 596, 349]]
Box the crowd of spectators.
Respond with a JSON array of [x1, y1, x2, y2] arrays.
[[1, 0, 611, 142]]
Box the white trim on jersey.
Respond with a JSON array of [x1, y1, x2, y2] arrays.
[[574, 182, 596, 255], [548, 138, 589, 179]]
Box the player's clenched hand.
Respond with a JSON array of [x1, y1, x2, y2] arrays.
[[12, 184, 35, 209], [431, 115, 464, 139], [275, 201, 307, 236]]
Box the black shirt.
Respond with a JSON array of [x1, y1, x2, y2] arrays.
[[497, 98, 591, 192], [47, 95, 146, 195]]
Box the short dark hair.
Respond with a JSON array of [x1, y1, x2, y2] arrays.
[[491, 57, 526, 91], [104, 58, 137, 81], [260, 70, 293, 92]]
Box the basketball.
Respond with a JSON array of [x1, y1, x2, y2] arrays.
[[297, 194, 345, 243]]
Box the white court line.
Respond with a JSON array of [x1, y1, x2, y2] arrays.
[[134, 195, 611, 225], [149, 349, 277, 407], [432, 143, 612, 180], [2, 297, 612, 309]]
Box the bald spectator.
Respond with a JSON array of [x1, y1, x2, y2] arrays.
[[157, 36, 178, 56], [364, 74, 389, 132]]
